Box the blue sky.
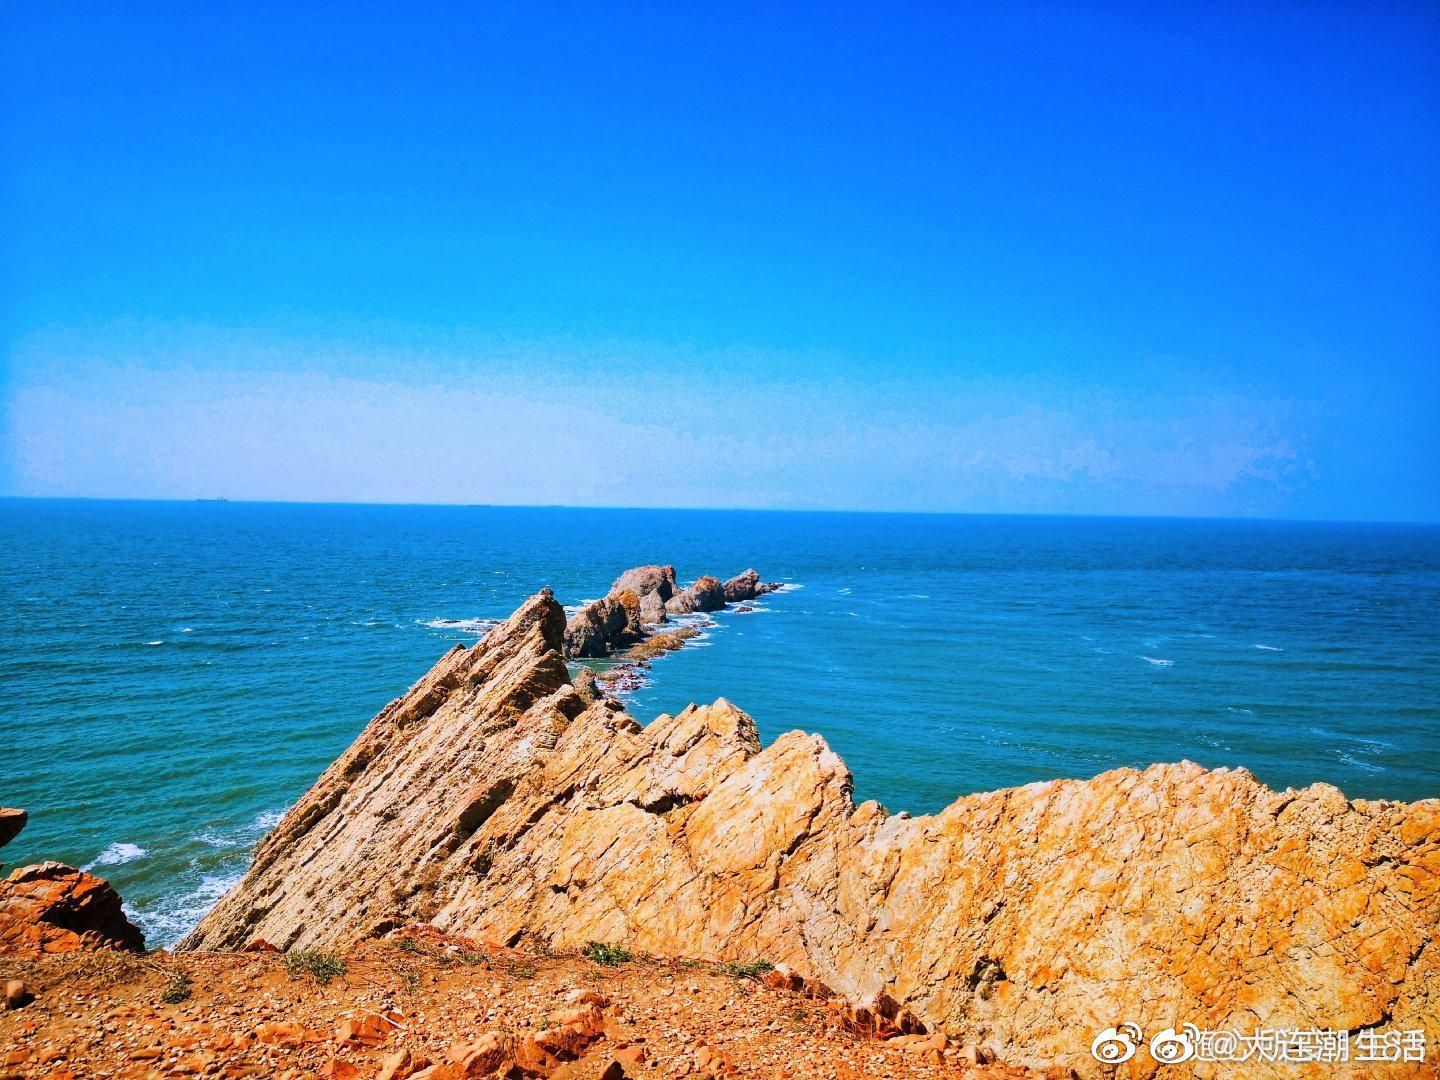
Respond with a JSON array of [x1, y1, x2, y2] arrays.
[[2, 3, 1437, 519]]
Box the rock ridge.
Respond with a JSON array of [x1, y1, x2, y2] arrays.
[[562, 566, 779, 659], [180, 586, 1440, 1077]]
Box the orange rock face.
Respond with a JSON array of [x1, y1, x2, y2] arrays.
[[181, 589, 1440, 1077], [0, 861, 146, 956]]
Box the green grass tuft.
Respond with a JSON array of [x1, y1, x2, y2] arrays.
[[583, 941, 634, 967], [283, 950, 347, 984], [160, 971, 192, 1004], [719, 959, 775, 980]]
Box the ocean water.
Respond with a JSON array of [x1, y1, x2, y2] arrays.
[[3, 499, 1438, 946]]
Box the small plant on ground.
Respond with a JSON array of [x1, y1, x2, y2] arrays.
[[512, 963, 537, 979], [284, 949, 347, 984], [583, 941, 634, 967], [160, 971, 192, 1004], [719, 959, 774, 980], [393, 937, 424, 953]]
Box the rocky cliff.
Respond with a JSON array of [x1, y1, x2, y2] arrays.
[[181, 588, 1440, 1077]]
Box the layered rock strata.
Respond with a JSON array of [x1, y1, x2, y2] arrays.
[[183, 589, 1439, 1077]]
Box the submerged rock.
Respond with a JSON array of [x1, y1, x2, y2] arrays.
[[183, 586, 1440, 1076], [0, 862, 146, 956], [624, 626, 701, 662]]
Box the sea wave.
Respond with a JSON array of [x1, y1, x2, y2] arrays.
[[86, 842, 146, 868], [253, 808, 285, 830], [131, 869, 246, 947], [421, 617, 502, 635], [1338, 753, 1384, 774], [1142, 656, 1174, 667], [1253, 644, 1283, 651]]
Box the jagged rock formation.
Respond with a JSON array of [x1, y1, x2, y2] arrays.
[[721, 568, 773, 603], [183, 589, 1439, 1077], [0, 809, 146, 956], [1, 862, 146, 956], [562, 565, 778, 658]]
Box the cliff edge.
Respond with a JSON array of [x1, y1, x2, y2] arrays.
[[180, 586, 1440, 1076]]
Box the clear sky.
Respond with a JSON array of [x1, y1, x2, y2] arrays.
[[2, 2, 1437, 519]]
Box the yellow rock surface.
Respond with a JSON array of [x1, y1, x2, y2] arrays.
[[182, 589, 1440, 1077]]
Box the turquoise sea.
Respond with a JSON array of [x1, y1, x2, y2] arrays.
[[3, 499, 1438, 945]]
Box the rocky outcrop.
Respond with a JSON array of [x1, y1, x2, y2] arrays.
[[563, 566, 772, 659], [562, 592, 643, 659], [721, 568, 780, 602], [184, 587, 1439, 1076], [664, 575, 725, 616], [637, 590, 667, 625], [0, 861, 146, 956], [610, 565, 676, 604]]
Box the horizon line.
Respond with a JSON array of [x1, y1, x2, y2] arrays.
[[2, 494, 1437, 528]]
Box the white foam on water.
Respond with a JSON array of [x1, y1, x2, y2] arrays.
[[772, 582, 804, 592], [192, 827, 243, 849], [143, 640, 164, 646], [1338, 753, 1384, 774], [86, 842, 146, 868], [1142, 656, 1174, 667], [1253, 644, 1283, 651], [253, 808, 285, 830], [1224, 706, 1255, 715], [420, 617, 502, 634], [132, 869, 247, 948]]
